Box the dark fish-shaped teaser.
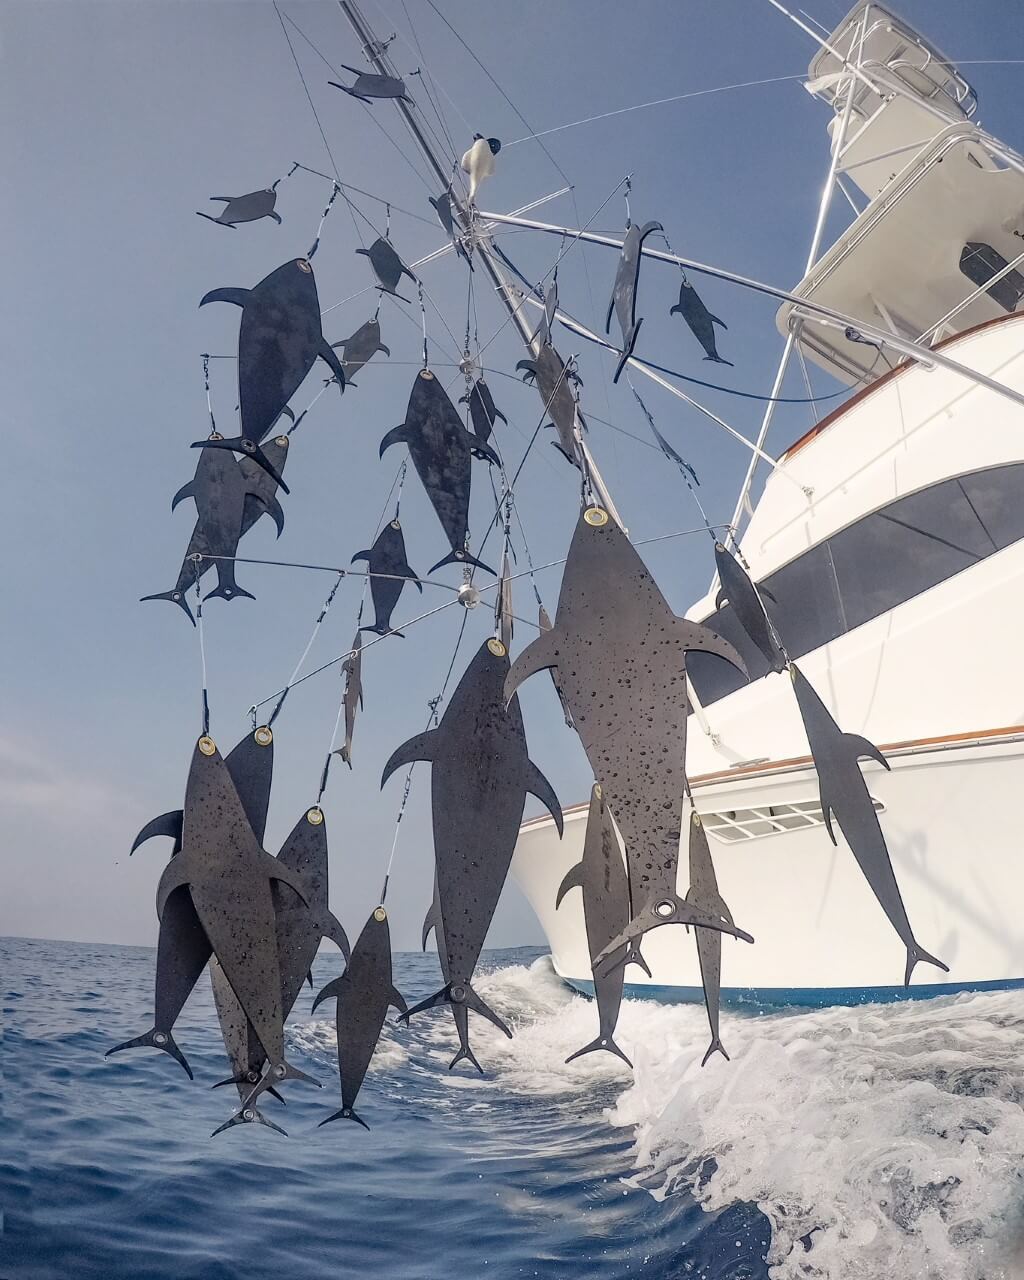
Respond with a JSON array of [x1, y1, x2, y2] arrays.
[[313, 906, 406, 1129], [532, 276, 559, 349], [460, 378, 506, 461], [516, 343, 583, 467], [113, 727, 277, 1079], [790, 664, 947, 986], [383, 639, 563, 1066], [142, 437, 289, 625], [685, 807, 735, 1066], [556, 784, 632, 1066], [198, 258, 345, 482], [495, 550, 513, 653], [152, 738, 321, 1110], [331, 318, 390, 384], [713, 542, 785, 674], [329, 66, 411, 104], [505, 508, 753, 967], [380, 369, 499, 575], [196, 187, 281, 229], [605, 220, 663, 382], [356, 238, 417, 300], [429, 189, 472, 269], [334, 633, 363, 767], [352, 520, 422, 637], [671, 279, 732, 366], [211, 805, 352, 1134]]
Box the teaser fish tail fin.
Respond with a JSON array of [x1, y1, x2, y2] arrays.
[[105, 1028, 193, 1079], [905, 941, 949, 987], [565, 1035, 632, 1068], [318, 1105, 370, 1130], [189, 437, 291, 494], [211, 1106, 287, 1138], [700, 1037, 730, 1068], [203, 582, 256, 604], [427, 549, 497, 577], [140, 589, 196, 625], [400, 982, 512, 1038]]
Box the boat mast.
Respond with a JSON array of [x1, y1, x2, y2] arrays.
[[336, 0, 624, 527]]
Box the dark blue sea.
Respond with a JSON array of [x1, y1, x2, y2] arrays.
[[3, 937, 1023, 1279]]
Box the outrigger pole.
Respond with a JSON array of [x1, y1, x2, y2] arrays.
[[337, 0, 625, 528]]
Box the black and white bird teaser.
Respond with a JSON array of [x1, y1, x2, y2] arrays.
[[605, 219, 663, 382], [789, 663, 947, 986], [351, 519, 422, 636], [197, 259, 346, 484], [380, 369, 499, 574], [516, 343, 584, 467], [331, 318, 390, 384], [461, 134, 501, 202], [313, 906, 406, 1130], [329, 66, 411, 104], [671, 278, 732, 366], [505, 507, 753, 970], [382, 639, 562, 1069], [460, 378, 507, 461], [356, 238, 418, 300], [142, 436, 289, 624], [556, 783, 632, 1066], [334, 634, 364, 767], [196, 187, 282, 229]]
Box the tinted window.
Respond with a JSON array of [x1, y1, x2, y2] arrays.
[[689, 463, 1024, 707]]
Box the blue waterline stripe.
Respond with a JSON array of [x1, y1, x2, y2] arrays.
[[562, 974, 1024, 1009]]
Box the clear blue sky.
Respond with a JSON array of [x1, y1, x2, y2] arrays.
[[2, 0, 1021, 949]]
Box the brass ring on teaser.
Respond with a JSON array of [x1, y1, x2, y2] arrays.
[[306, 806, 324, 826], [208, 431, 223, 441], [419, 368, 434, 380], [692, 810, 702, 827], [487, 638, 506, 657], [584, 507, 609, 527], [390, 519, 401, 529], [373, 906, 387, 922], [254, 725, 273, 747], [296, 259, 312, 273], [198, 736, 216, 756], [276, 435, 289, 447]]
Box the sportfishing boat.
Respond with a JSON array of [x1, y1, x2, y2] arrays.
[[512, 2, 1024, 1006]]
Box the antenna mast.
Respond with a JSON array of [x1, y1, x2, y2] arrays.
[[336, 0, 624, 526]]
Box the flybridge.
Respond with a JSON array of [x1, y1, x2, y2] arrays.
[[779, 2, 1024, 386]]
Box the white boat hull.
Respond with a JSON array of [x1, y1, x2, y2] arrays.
[[511, 734, 1024, 1005]]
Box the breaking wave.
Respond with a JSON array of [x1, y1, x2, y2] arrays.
[[303, 956, 1024, 1278]]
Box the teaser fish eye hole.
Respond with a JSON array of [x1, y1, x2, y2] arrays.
[[9, 1, 1024, 1277]]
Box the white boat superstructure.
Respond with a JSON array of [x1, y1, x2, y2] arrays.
[[511, 3, 1024, 1005]]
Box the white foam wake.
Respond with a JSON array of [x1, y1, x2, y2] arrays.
[[611, 988, 1024, 1279], [290, 958, 1024, 1276]]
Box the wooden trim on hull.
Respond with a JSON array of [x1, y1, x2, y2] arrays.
[[519, 721, 1024, 832]]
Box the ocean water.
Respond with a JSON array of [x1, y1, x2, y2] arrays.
[[1, 938, 1022, 1280]]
